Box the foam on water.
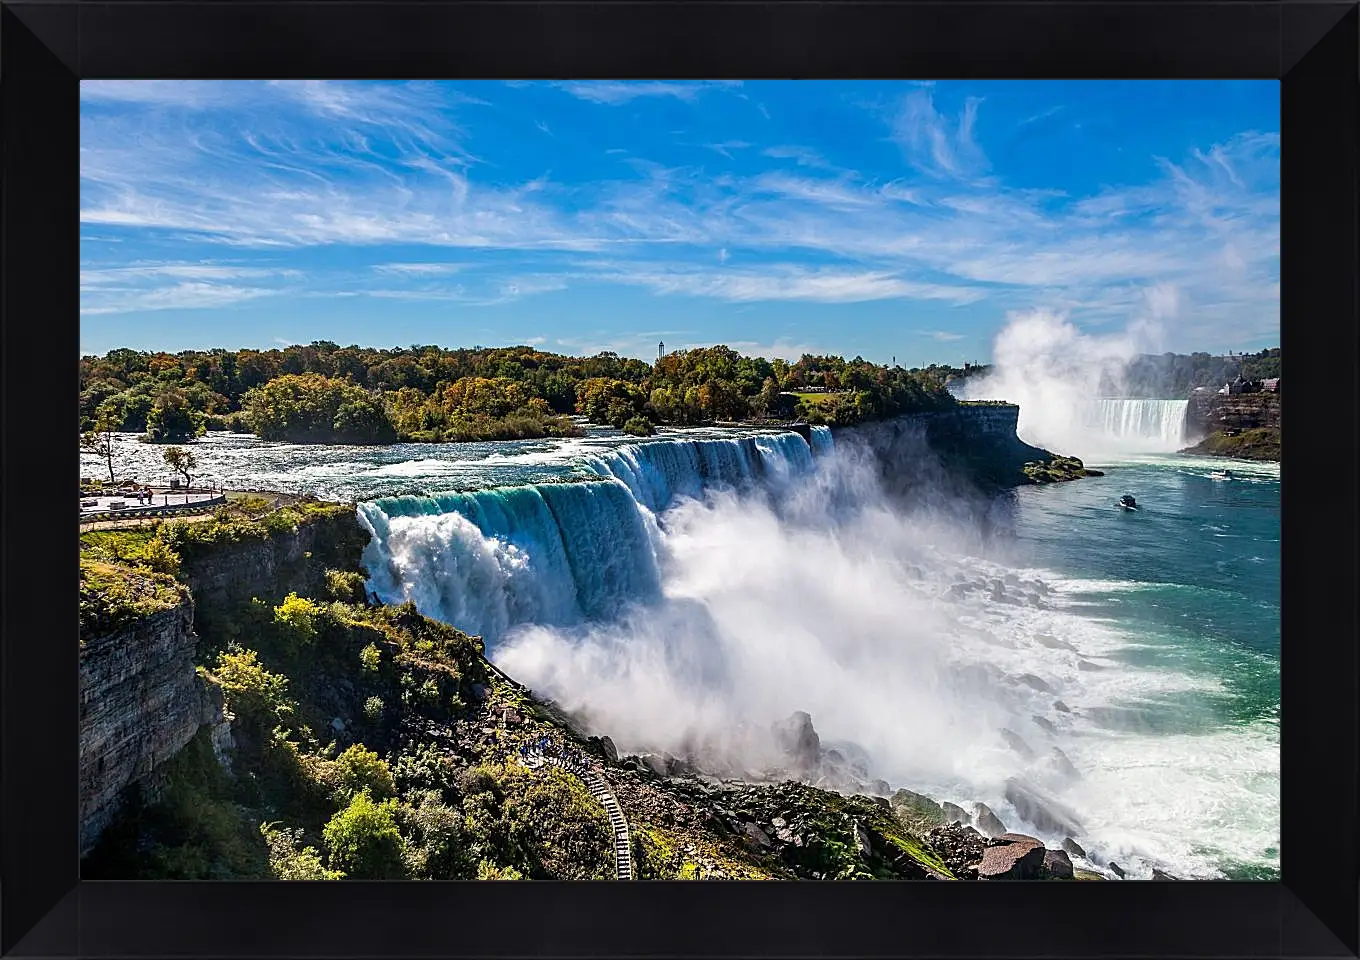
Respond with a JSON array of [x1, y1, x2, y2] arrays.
[[356, 428, 1277, 880]]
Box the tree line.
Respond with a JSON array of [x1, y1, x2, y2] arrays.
[[79, 342, 963, 445]]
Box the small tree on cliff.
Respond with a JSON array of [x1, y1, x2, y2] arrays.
[[80, 402, 121, 484], [163, 446, 198, 488]]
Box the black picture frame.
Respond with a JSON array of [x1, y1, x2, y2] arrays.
[[3, 1, 1356, 957]]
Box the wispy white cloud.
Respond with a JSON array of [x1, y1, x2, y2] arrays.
[[891, 88, 988, 180], [372, 262, 466, 276], [78, 82, 1278, 341], [555, 81, 737, 105]]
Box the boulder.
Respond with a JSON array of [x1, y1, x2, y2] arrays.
[[941, 801, 970, 826], [973, 802, 1007, 838], [772, 711, 821, 771], [1151, 868, 1179, 880], [977, 833, 1046, 880], [1031, 715, 1057, 735], [599, 736, 619, 763], [1077, 660, 1105, 672], [1043, 848, 1074, 879], [1015, 673, 1054, 693], [1061, 837, 1087, 859], [1001, 728, 1036, 760], [1053, 701, 1072, 714], [925, 823, 987, 877], [743, 822, 772, 849], [1108, 861, 1126, 878], [891, 788, 946, 830], [640, 754, 670, 777], [1004, 778, 1085, 836], [1048, 747, 1080, 781], [853, 821, 873, 860]]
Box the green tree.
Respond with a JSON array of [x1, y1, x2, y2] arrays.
[[163, 446, 198, 487], [81, 402, 121, 483], [322, 792, 408, 879], [145, 388, 206, 443]]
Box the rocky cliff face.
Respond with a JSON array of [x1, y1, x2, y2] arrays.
[[80, 507, 368, 856], [832, 404, 1061, 498], [180, 510, 369, 632], [79, 599, 226, 856], [1187, 392, 1281, 436]]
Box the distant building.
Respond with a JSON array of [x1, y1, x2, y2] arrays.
[[658, 340, 665, 360], [1262, 378, 1280, 393]]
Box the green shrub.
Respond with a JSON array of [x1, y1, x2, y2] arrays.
[[459, 762, 612, 880], [329, 744, 397, 802], [79, 559, 187, 640], [621, 415, 656, 437], [397, 790, 474, 879], [212, 649, 294, 729], [322, 792, 408, 879], [325, 569, 368, 603], [477, 860, 524, 880], [360, 643, 382, 672], [260, 822, 343, 879], [362, 696, 385, 722], [273, 592, 321, 645]]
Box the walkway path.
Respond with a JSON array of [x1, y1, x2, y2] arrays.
[[523, 745, 633, 880]]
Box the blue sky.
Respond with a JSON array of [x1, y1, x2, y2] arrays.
[[80, 80, 1279, 364]]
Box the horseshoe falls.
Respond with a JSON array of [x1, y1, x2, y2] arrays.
[[1078, 398, 1190, 452]]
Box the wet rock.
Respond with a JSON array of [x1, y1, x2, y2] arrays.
[[1061, 837, 1087, 859], [1053, 701, 1072, 714], [639, 754, 670, 777], [941, 801, 970, 826], [1015, 673, 1054, 693], [891, 788, 946, 830], [925, 823, 987, 877], [1109, 861, 1126, 878], [1077, 659, 1105, 672], [599, 736, 618, 763], [1151, 868, 1179, 880], [853, 821, 873, 859], [868, 778, 892, 797], [1073, 868, 1106, 880], [743, 822, 772, 849], [1048, 747, 1080, 781], [330, 717, 346, 734], [1004, 778, 1085, 836], [1001, 728, 1036, 760], [1031, 715, 1057, 735], [1043, 848, 1074, 879], [772, 711, 821, 772], [978, 833, 1046, 880], [1035, 633, 1075, 651], [973, 802, 1007, 838]]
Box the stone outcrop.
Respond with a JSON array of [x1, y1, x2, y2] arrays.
[[771, 711, 821, 773], [180, 508, 368, 630], [977, 833, 1047, 880], [972, 802, 1007, 838], [1004, 778, 1085, 837], [79, 598, 223, 856], [831, 403, 1080, 497], [1186, 392, 1280, 437]]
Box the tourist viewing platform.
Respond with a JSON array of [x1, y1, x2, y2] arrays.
[[79, 484, 227, 524]]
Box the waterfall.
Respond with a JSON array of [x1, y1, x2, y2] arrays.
[[358, 430, 824, 641], [1076, 399, 1189, 452]]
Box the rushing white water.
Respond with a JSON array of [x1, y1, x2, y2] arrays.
[[1076, 398, 1190, 452], [358, 422, 1277, 880]]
